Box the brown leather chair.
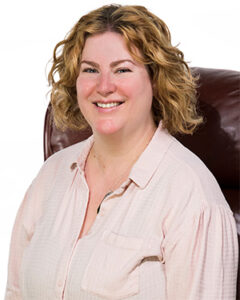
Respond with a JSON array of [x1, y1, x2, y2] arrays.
[[44, 67, 240, 298]]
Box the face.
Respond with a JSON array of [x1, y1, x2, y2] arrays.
[[76, 31, 155, 136]]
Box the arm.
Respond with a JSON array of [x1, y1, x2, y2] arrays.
[[4, 184, 38, 300], [163, 205, 238, 300]]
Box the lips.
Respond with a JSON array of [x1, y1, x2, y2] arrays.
[[93, 101, 124, 108]]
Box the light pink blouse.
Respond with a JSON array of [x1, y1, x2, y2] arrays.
[[5, 124, 238, 299]]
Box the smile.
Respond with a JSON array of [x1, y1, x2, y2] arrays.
[[94, 102, 123, 108]]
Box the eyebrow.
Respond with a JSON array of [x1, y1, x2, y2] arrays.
[[80, 59, 136, 68]]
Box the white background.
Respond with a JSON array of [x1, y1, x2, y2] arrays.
[[1, 0, 239, 297]]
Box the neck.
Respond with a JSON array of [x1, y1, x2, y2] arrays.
[[90, 121, 157, 174]]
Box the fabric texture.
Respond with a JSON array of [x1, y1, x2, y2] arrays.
[[5, 123, 238, 300]]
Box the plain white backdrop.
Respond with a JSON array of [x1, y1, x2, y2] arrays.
[[1, 0, 239, 297]]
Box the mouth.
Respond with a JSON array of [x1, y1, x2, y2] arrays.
[[93, 101, 124, 108]]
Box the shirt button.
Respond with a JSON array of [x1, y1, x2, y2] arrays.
[[58, 279, 64, 287]]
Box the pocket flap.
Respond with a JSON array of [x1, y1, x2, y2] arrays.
[[102, 230, 144, 250]]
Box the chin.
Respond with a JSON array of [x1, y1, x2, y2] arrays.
[[94, 120, 122, 135]]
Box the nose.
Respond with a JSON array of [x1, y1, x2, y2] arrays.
[[96, 72, 116, 97]]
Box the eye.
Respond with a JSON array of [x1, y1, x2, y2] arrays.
[[116, 68, 132, 73], [82, 67, 98, 73]]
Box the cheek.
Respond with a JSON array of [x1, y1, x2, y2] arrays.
[[76, 77, 95, 100], [117, 78, 140, 99], [138, 75, 153, 106], [121, 78, 153, 107], [119, 72, 152, 97]]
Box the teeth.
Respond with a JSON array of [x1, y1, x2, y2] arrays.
[[96, 102, 121, 108]]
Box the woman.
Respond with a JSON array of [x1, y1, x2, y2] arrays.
[[5, 4, 238, 300]]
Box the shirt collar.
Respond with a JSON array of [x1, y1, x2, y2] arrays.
[[76, 135, 94, 173], [74, 122, 174, 189], [129, 122, 174, 189]]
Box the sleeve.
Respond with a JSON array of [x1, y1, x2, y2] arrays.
[[162, 205, 239, 300], [4, 184, 37, 300]]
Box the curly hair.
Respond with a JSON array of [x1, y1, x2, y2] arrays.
[[48, 4, 203, 135]]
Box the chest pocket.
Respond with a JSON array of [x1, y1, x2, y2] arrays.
[[81, 230, 144, 299]]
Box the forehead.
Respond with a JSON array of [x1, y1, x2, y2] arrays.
[[81, 31, 141, 62]]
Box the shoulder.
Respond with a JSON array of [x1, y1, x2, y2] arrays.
[[16, 138, 91, 234], [42, 138, 90, 174], [30, 137, 90, 191], [155, 136, 234, 242], [160, 136, 231, 211], [45, 138, 88, 165]]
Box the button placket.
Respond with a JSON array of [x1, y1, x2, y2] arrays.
[[58, 167, 89, 298]]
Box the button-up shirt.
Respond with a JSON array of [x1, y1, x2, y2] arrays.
[[5, 123, 238, 299]]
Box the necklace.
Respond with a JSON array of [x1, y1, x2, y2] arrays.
[[97, 191, 113, 214]]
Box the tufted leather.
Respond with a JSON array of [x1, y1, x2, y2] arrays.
[[43, 67, 240, 297]]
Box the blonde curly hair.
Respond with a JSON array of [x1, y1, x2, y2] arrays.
[[48, 4, 203, 135]]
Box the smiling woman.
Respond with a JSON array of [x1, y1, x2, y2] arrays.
[[4, 4, 238, 300]]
